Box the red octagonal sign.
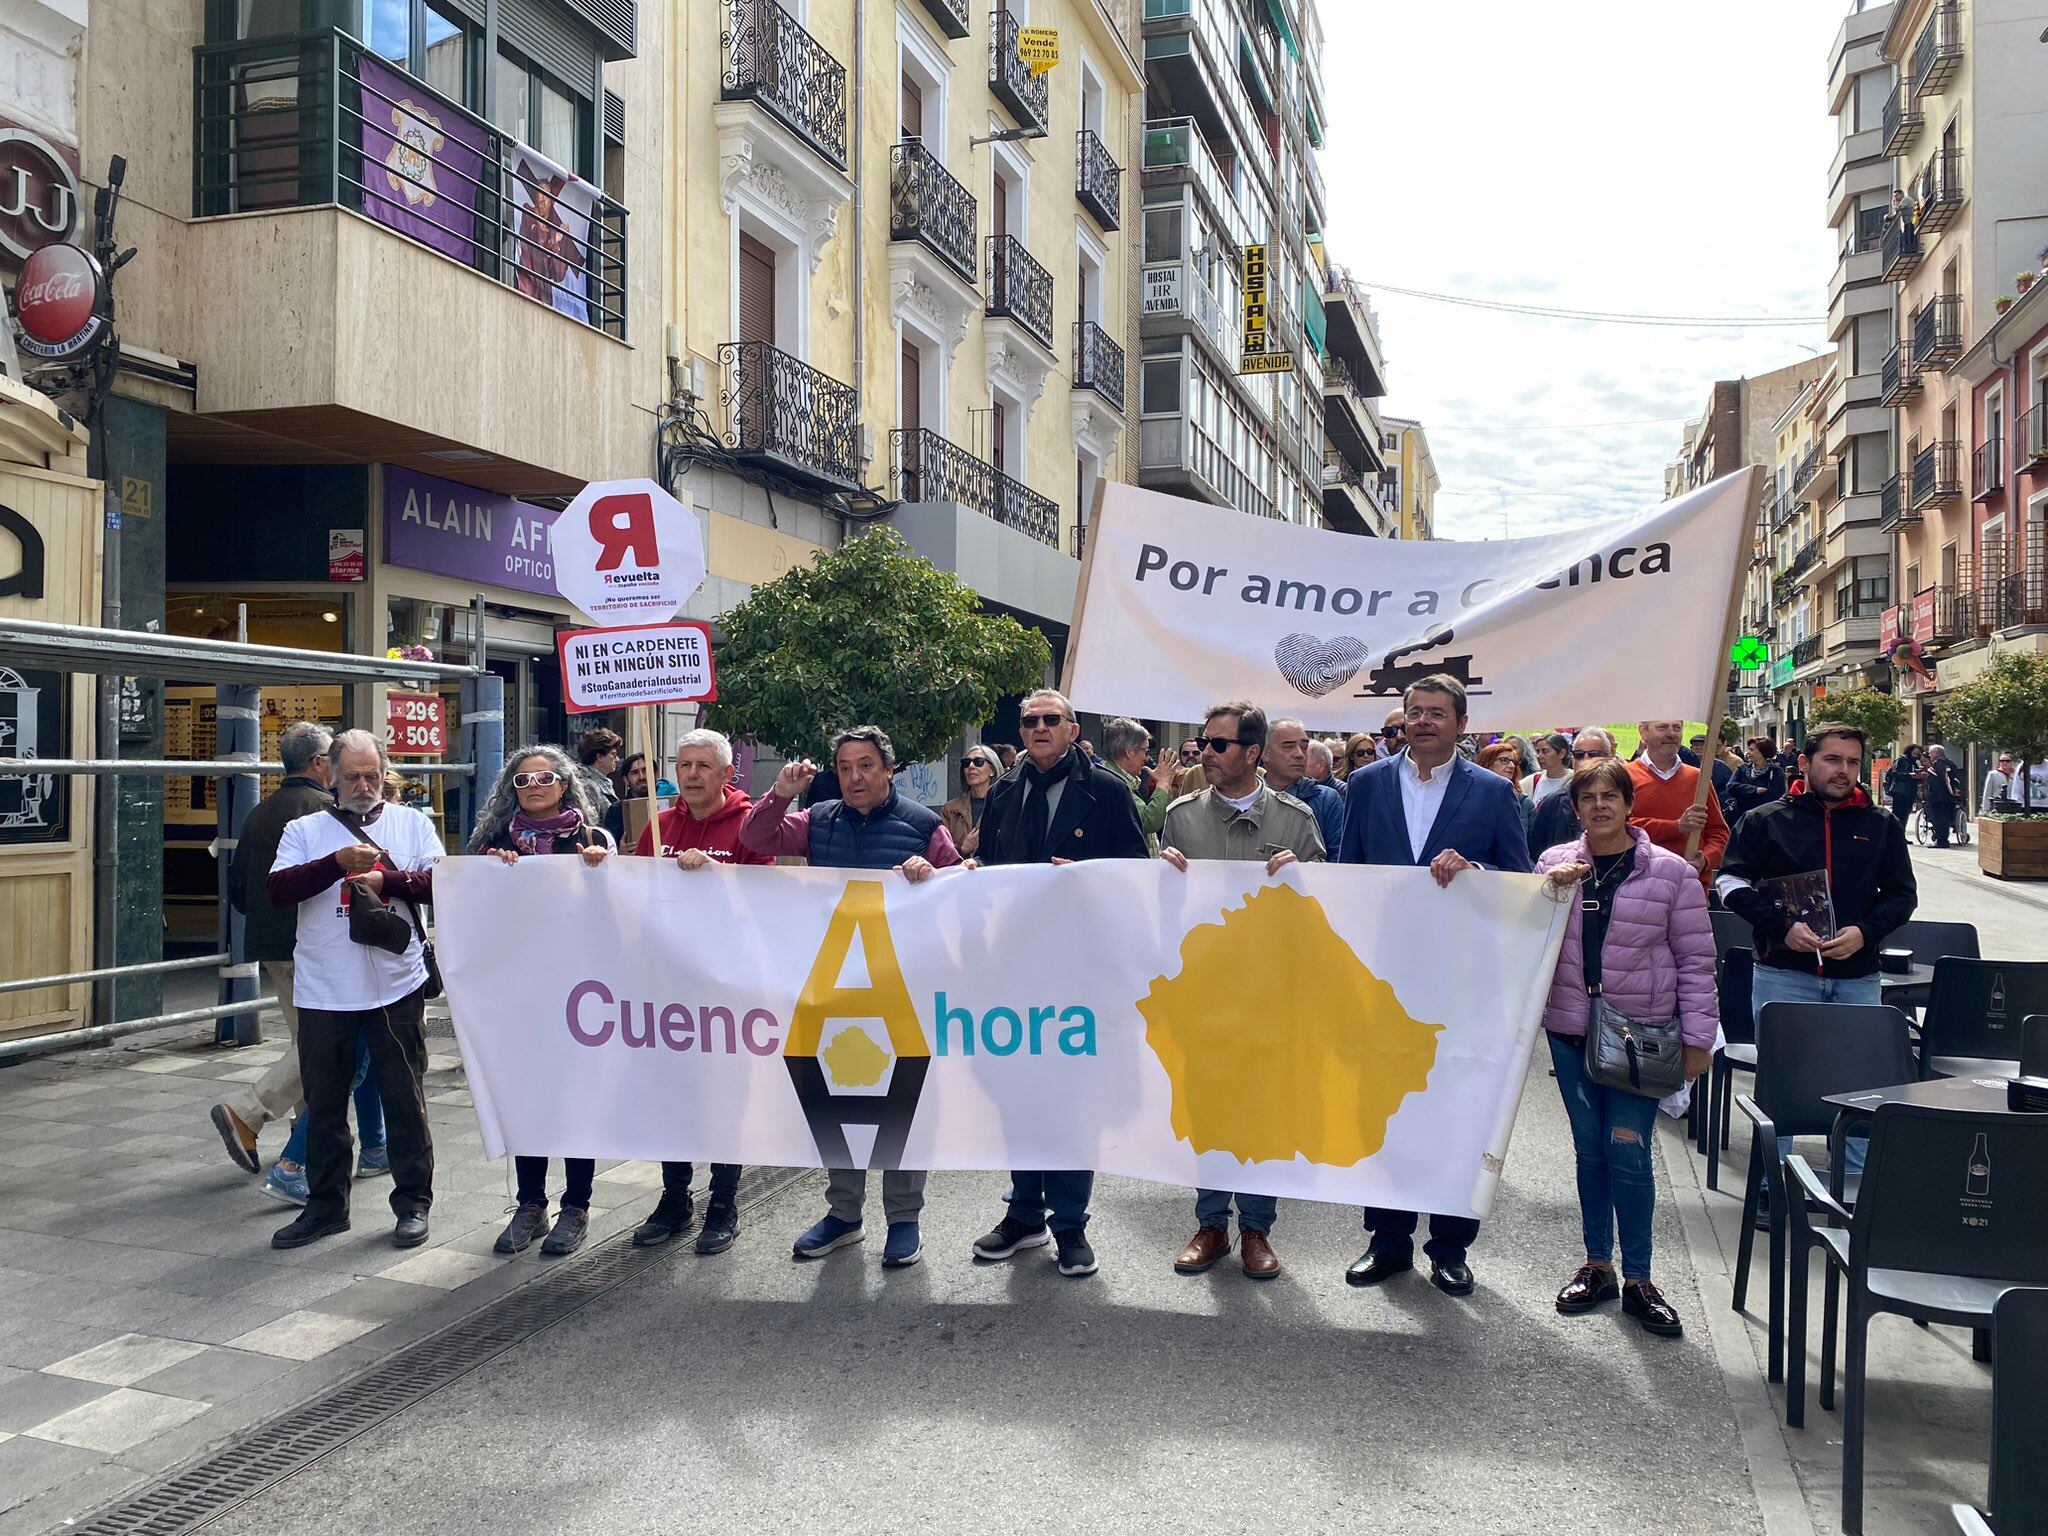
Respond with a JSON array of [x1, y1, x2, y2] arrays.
[[13, 242, 105, 361]]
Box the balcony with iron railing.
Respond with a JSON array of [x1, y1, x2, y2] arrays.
[[988, 8, 1050, 136], [720, 0, 848, 170], [1910, 0, 1962, 96], [1792, 445, 1822, 500], [192, 29, 629, 338], [1910, 292, 1963, 371], [1910, 440, 1962, 509], [1912, 146, 1964, 236], [911, 0, 969, 38], [1076, 128, 1121, 230], [984, 234, 1053, 351], [1980, 568, 2048, 632], [1788, 535, 1822, 581], [1879, 341, 1920, 405], [1792, 633, 1825, 670], [1974, 438, 2004, 501], [718, 340, 861, 488], [1073, 320, 1125, 412], [1771, 487, 1797, 533], [1880, 214, 1923, 281], [890, 139, 977, 286], [1922, 582, 1966, 642], [1881, 78, 1922, 158], [891, 428, 1060, 547], [1878, 473, 1918, 530], [2021, 404, 2048, 466]]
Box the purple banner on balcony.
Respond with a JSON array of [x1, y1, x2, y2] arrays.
[[383, 466, 560, 599], [356, 57, 488, 264]]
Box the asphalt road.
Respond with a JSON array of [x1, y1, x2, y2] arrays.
[[200, 1063, 1762, 1536]]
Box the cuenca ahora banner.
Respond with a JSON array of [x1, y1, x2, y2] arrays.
[[1065, 468, 1759, 732], [436, 856, 1571, 1217]]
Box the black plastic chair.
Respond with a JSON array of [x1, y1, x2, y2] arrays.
[[1704, 947, 1756, 1182], [1786, 1105, 2048, 1535], [1883, 919, 1982, 1013], [2021, 1015, 2048, 1079], [1710, 907, 1755, 962], [1919, 959, 2048, 1079], [1733, 1002, 1916, 1389], [1952, 1285, 2048, 1536]]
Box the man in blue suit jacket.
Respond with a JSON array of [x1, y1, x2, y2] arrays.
[[1336, 673, 1533, 1298]]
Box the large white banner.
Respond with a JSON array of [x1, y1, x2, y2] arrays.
[[438, 856, 1571, 1218], [1066, 469, 1759, 731]]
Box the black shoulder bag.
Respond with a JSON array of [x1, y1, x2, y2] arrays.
[[326, 809, 443, 999]]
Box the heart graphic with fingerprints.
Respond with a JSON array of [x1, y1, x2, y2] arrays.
[[1273, 633, 1368, 697]]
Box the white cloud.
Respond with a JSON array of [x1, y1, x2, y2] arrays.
[[1317, 0, 1840, 538]]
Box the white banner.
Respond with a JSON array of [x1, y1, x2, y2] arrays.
[[437, 856, 1571, 1217], [556, 622, 716, 713], [1066, 470, 1758, 731]]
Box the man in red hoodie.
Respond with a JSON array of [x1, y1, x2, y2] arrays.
[[629, 729, 773, 1255]]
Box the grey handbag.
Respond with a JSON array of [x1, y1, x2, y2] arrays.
[[1578, 856, 1686, 1099]]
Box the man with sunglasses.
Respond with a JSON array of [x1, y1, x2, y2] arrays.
[[1337, 675, 1532, 1297], [967, 689, 1148, 1277], [1527, 728, 1616, 859], [1158, 700, 1325, 1280]]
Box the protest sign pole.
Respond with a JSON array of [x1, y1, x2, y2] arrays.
[[1686, 464, 1765, 864], [639, 702, 661, 851], [1057, 477, 1109, 697]]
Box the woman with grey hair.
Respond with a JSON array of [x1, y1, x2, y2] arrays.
[[469, 744, 612, 1258], [940, 744, 1004, 856]]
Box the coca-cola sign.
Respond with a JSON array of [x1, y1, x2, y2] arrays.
[[11, 242, 105, 360], [0, 127, 81, 264]]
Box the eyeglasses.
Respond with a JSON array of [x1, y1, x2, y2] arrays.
[[1570, 749, 1606, 761], [1404, 707, 1455, 725], [512, 770, 563, 789], [1198, 735, 1245, 754], [1019, 713, 1070, 729]]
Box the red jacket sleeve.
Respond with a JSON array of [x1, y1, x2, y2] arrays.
[[925, 824, 962, 868], [738, 791, 810, 857], [268, 852, 345, 908]]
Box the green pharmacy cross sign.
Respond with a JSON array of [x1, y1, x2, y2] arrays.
[[1731, 635, 1770, 670]]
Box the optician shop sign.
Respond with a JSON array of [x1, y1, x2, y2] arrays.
[[383, 466, 558, 599]]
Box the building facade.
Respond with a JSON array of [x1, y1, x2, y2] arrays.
[[1380, 416, 1437, 541]]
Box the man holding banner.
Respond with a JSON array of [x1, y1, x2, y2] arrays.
[[1337, 675, 1533, 1295]]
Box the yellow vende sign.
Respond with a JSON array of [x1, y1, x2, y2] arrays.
[[1017, 25, 1059, 75]]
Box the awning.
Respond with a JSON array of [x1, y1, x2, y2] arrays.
[[1263, 0, 1300, 60], [1301, 277, 1327, 354]]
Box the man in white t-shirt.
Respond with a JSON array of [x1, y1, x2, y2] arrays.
[[266, 729, 444, 1251]]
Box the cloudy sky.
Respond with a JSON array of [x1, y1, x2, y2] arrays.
[[1318, 0, 1848, 539]]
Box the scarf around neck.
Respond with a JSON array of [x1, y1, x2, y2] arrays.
[[1011, 747, 1079, 860], [511, 804, 584, 855]]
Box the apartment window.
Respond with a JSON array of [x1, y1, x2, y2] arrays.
[[495, 43, 587, 174], [1143, 206, 1183, 264], [898, 14, 950, 160], [1850, 432, 1891, 495], [1141, 357, 1181, 415], [1905, 561, 1921, 599], [1851, 311, 1890, 375]]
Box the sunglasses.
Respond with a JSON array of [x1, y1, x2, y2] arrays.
[[964, 757, 995, 771], [1198, 735, 1245, 754], [1570, 749, 1606, 761], [1351, 748, 1375, 761], [1380, 726, 1403, 740], [512, 770, 563, 788], [1020, 713, 1070, 730]]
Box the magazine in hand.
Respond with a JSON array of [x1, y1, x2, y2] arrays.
[[1754, 870, 1835, 941]]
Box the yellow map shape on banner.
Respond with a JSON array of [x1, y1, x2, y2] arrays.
[[1139, 885, 1441, 1166]]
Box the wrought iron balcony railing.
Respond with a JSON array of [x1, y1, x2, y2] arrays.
[[1881, 79, 1922, 158], [889, 138, 977, 285], [1073, 320, 1125, 412], [1792, 445, 1822, 498], [2024, 405, 2048, 465], [1910, 292, 1963, 371], [988, 9, 1050, 135], [1981, 569, 2048, 632], [1880, 215, 1923, 281], [985, 233, 1053, 350], [911, 0, 970, 38], [1913, 146, 1964, 235], [1973, 439, 2004, 500], [1770, 487, 1796, 533], [1792, 633, 1824, 669], [1878, 473, 1918, 530], [1911, 0, 1962, 97], [1075, 128, 1121, 230], [719, 341, 862, 487], [891, 427, 1061, 548], [1788, 535, 1822, 581], [1910, 440, 1961, 509], [1923, 583, 1966, 642], [192, 29, 629, 338], [720, 0, 849, 170], [1878, 341, 1920, 405]]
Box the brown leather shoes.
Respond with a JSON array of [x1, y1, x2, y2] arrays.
[[1174, 1226, 1230, 1273], [1556, 1262, 1621, 1314], [1240, 1229, 1281, 1279]]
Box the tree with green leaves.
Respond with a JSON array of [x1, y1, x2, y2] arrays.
[[1814, 686, 1909, 759], [1937, 652, 2048, 816], [707, 528, 1052, 767]]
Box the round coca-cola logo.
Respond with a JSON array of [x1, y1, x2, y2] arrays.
[[0, 127, 81, 262], [12, 241, 105, 360]]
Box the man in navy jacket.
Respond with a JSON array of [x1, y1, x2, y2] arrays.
[[1336, 673, 1533, 1298]]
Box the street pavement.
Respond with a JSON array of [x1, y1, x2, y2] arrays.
[[0, 839, 2035, 1534]]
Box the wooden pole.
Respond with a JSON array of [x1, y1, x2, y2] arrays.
[[638, 703, 661, 856], [1058, 476, 1111, 698], [1687, 464, 1766, 862]]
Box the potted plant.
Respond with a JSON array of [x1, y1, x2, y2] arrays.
[[2021, 269, 2038, 295], [1937, 652, 2048, 880], [1995, 295, 2014, 315]]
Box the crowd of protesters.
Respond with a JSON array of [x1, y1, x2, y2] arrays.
[[207, 674, 1923, 1344]]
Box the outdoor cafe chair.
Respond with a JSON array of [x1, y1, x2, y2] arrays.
[[1704, 946, 1755, 1184], [2021, 1015, 2048, 1079], [1785, 1103, 2048, 1535], [1951, 1285, 2048, 1536], [1733, 1002, 1916, 1388], [1919, 959, 2048, 1080]]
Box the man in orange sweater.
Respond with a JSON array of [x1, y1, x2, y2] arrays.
[[1627, 719, 1728, 887]]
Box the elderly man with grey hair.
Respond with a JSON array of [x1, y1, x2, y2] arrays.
[[264, 727, 444, 1251], [1526, 727, 1617, 859], [1098, 714, 1173, 852], [210, 722, 364, 1186]]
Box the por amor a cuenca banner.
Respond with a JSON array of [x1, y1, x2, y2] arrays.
[[1066, 469, 1758, 731], [436, 856, 1571, 1217]]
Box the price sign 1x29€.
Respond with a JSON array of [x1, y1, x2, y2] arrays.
[[386, 692, 447, 755]]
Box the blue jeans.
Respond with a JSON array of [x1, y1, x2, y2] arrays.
[[1549, 1033, 1660, 1280], [1195, 1188, 1276, 1235], [1748, 963, 1880, 1174], [281, 1035, 384, 1166], [1006, 1171, 1093, 1234]]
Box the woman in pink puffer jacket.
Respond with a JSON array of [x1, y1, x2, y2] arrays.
[[1533, 759, 1717, 1338]]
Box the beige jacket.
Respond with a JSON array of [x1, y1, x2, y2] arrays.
[[1159, 785, 1326, 864]]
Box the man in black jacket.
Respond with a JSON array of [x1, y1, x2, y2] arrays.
[[209, 722, 337, 1175], [965, 687, 1148, 1278], [1922, 744, 1964, 846], [1716, 721, 1916, 1174]]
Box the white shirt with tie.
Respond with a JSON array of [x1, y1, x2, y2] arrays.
[[1398, 750, 1454, 862]]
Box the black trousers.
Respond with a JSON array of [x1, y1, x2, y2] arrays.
[[660, 1160, 741, 1204], [1927, 801, 1957, 843], [515, 1157, 595, 1210], [1363, 1205, 1479, 1265], [298, 985, 433, 1222]]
